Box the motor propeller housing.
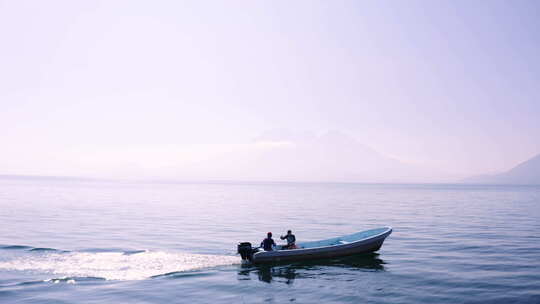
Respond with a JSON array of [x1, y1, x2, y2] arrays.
[[237, 242, 255, 261]]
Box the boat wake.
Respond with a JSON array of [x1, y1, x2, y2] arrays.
[[0, 246, 239, 281]]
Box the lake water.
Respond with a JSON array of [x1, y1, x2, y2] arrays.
[[1, 178, 539, 303]]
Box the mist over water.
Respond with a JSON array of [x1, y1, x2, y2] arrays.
[[1, 178, 539, 303], [2, 1, 540, 181]]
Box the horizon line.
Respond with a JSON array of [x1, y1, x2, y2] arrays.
[[1, 174, 539, 187]]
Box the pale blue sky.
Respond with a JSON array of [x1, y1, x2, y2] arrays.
[[1, 0, 539, 180]]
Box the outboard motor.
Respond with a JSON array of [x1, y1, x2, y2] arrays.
[[237, 242, 254, 261]]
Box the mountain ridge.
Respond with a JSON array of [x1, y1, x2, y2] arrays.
[[464, 153, 540, 185]]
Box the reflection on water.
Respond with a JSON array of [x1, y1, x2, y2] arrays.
[[256, 265, 297, 284], [238, 253, 385, 284]]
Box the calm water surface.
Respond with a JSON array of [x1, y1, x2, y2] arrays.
[[1, 179, 539, 303]]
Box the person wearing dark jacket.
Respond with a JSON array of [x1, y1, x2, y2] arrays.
[[280, 230, 296, 249], [261, 232, 276, 251]]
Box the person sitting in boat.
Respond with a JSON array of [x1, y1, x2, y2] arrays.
[[280, 230, 297, 249], [261, 232, 276, 251]]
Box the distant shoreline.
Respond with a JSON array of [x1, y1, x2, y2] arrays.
[[1, 174, 539, 187]]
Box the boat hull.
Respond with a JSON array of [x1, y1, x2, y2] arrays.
[[251, 227, 392, 264]]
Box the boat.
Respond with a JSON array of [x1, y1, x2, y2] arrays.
[[237, 227, 392, 264]]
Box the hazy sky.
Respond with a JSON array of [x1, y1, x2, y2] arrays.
[[1, 0, 539, 180]]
